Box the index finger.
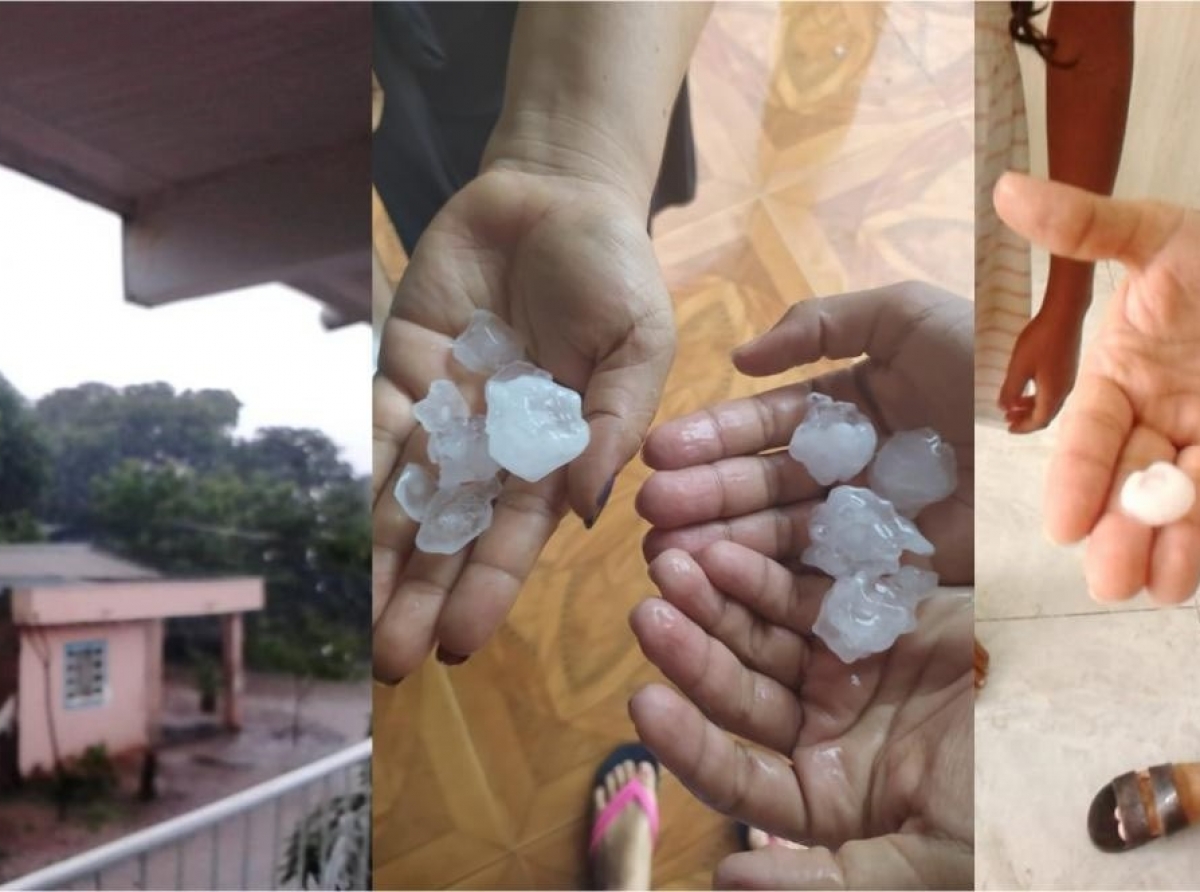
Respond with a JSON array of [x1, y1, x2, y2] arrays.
[[1044, 372, 1134, 543]]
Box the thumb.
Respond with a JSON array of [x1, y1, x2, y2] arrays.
[[734, 283, 956, 377], [993, 172, 1181, 269], [714, 834, 972, 890], [567, 325, 675, 526]]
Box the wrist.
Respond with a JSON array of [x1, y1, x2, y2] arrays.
[[1039, 263, 1095, 324], [482, 106, 655, 217]]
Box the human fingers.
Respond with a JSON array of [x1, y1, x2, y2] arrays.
[[646, 548, 813, 688], [629, 683, 809, 839], [732, 283, 961, 378], [714, 833, 972, 891], [1146, 445, 1200, 604], [568, 311, 676, 525], [1082, 425, 1173, 602], [372, 546, 466, 683], [642, 500, 816, 565], [636, 452, 825, 530], [642, 385, 811, 470], [432, 473, 567, 658], [629, 598, 803, 754], [1044, 372, 1134, 543]]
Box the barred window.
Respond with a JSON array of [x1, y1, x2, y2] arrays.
[[64, 640, 107, 709]]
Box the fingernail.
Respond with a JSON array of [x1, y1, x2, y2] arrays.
[[435, 646, 468, 666], [585, 475, 616, 529]]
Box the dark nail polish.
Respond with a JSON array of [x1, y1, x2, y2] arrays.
[[585, 475, 616, 529], [436, 646, 468, 666]]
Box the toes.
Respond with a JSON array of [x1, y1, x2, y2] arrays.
[[637, 760, 656, 790]]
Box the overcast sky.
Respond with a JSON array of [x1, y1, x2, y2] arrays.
[[0, 165, 372, 474]]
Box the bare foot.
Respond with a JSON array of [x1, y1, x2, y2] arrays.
[[591, 759, 656, 891]]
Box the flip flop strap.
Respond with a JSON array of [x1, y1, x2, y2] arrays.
[[589, 777, 660, 854]]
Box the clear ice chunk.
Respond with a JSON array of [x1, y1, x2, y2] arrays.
[[415, 478, 503, 555], [453, 310, 526, 374], [413, 380, 470, 434], [486, 368, 590, 482], [802, 485, 934, 578], [428, 415, 501, 486], [813, 566, 940, 663], [394, 463, 436, 522], [788, 393, 878, 485], [490, 360, 551, 385], [868, 428, 957, 517], [1120, 461, 1196, 526]]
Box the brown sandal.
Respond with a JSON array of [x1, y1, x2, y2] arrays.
[[1087, 763, 1199, 852], [973, 637, 989, 691]]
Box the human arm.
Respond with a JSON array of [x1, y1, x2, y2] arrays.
[[1002, 1, 1134, 431], [373, 4, 712, 681]]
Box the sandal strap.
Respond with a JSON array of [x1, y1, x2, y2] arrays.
[[1149, 763, 1187, 835], [1113, 770, 1152, 841], [589, 777, 659, 854]]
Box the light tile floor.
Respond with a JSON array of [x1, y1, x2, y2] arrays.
[[975, 261, 1200, 889]]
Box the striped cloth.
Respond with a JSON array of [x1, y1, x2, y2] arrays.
[[975, 3, 1031, 427]]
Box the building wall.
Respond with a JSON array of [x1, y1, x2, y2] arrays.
[[1020, 2, 1200, 204], [17, 621, 149, 776], [12, 577, 263, 626]]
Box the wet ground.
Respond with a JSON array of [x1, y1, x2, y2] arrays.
[[0, 671, 369, 885]]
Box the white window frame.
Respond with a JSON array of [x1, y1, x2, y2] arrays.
[[63, 639, 108, 709]]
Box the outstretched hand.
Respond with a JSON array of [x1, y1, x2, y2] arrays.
[[629, 545, 973, 889], [637, 282, 974, 585], [995, 172, 1200, 603], [629, 283, 975, 889], [373, 168, 675, 681]]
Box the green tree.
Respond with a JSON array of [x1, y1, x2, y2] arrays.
[[0, 373, 50, 541], [36, 383, 240, 527]]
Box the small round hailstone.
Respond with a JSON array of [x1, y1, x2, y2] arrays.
[[1119, 461, 1196, 526], [788, 393, 877, 486]]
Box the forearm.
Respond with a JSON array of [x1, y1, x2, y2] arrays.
[[482, 1, 712, 212], [1042, 0, 1134, 320]]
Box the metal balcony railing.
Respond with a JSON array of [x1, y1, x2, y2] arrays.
[[0, 738, 371, 891]]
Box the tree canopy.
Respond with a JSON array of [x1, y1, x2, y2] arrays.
[[21, 380, 368, 670]]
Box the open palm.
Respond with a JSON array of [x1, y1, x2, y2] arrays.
[[637, 283, 975, 586], [629, 543, 973, 889], [373, 168, 675, 680], [995, 172, 1200, 603]]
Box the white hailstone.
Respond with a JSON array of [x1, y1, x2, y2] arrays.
[[1119, 461, 1196, 526], [452, 309, 526, 374], [414, 478, 504, 555], [868, 428, 957, 517], [813, 566, 940, 663], [802, 486, 934, 579], [394, 463, 436, 522], [788, 393, 878, 486], [485, 364, 589, 482]]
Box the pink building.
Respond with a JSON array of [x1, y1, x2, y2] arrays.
[[0, 544, 263, 782]]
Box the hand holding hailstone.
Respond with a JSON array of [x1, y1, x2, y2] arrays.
[[396, 310, 590, 554], [787, 392, 957, 662]]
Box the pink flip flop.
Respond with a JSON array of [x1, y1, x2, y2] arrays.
[[589, 742, 661, 868]]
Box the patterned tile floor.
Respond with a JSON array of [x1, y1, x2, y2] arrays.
[[372, 3, 972, 888]]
